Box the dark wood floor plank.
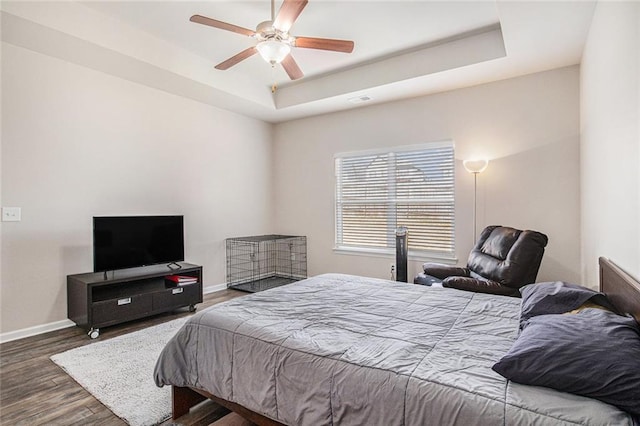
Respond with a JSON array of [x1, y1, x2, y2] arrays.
[[0, 289, 246, 425], [1, 356, 71, 401], [1, 385, 88, 423]]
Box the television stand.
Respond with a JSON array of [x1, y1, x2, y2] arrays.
[[67, 262, 203, 339]]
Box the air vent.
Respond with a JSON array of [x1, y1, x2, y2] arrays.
[[348, 95, 372, 104]]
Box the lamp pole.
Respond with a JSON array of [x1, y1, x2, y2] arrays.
[[473, 171, 478, 243], [463, 159, 489, 245]]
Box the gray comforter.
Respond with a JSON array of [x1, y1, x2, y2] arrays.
[[154, 273, 633, 425]]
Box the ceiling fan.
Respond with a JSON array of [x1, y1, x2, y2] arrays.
[[190, 0, 355, 81]]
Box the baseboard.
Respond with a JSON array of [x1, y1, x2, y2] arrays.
[[0, 319, 75, 344], [203, 283, 228, 294], [1, 284, 228, 344]]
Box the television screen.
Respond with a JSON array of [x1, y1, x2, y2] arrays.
[[93, 215, 184, 272]]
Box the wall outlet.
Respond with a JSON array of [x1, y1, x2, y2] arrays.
[[2, 207, 21, 222], [390, 263, 395, 280]]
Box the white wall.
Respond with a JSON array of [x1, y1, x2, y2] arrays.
[[273, 67, 581, 285], [580, 1, 640, 286], [1, 43, 274, 334]]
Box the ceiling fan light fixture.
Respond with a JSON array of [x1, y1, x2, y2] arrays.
[[191, 0, 354, 82], [256, 40, 291, 64]]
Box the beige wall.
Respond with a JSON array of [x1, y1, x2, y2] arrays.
[[580, 1, 640, 286], [273, 67, 581, 285], [1, 43, 274, 334], [1, 45, 588, 336]]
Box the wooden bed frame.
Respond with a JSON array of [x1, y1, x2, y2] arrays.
[[599, 257, 640, 322], [172, 257, 640, 425]]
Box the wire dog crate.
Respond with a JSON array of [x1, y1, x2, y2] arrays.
[[226, 235, 307, 293]]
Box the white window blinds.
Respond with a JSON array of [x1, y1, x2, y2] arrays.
[[335, 142, 455, 257]]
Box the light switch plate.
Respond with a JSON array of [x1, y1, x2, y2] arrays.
[[2, 207, 21, 222]]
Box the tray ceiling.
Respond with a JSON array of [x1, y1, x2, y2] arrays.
[[0, 1, 596, 122]]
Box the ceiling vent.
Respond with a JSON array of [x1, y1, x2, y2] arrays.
[[348, 95, 372, 104]]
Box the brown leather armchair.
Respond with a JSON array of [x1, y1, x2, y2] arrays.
[[414, 225, 548, 296]]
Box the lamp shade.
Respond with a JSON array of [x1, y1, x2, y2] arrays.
[[463, 159, 489, 174], [256, 40, 291, 64]]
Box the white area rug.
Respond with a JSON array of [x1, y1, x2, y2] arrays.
[[50, 317, 188, 426]]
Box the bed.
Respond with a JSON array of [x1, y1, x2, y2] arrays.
[[154, 257, 640, 425]]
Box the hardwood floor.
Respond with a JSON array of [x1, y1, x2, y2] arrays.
[[0, 289, 248, 426]]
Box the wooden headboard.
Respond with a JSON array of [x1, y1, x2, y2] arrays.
[[599, 257, 640, 323]]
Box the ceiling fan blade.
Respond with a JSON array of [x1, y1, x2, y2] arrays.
[[273, 0, 308, 33], [190, 15, 255, 37], [281, 54, 304, 80], [294, 36, 354, 53], [215, 47, 258, 70]]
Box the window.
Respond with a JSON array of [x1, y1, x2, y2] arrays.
[[335, 141, 455, 259]]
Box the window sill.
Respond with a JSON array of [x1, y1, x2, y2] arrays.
[[333, 246, 458, 264]]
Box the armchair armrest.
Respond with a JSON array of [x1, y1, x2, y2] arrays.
[[422, 263, 469, 280], [442, 277, 519, 297]]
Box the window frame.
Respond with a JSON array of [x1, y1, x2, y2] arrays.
[[333, 141, 456, 262]]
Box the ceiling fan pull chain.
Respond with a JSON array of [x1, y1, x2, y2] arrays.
[[271, 64, 277, 93]]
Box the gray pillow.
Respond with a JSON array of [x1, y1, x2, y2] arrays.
[[519, 281, 617, 327], [493, 308, 640, 418]]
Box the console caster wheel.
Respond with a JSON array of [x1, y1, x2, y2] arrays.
[[88, 328, 100, 339], [188, 304, 197, 313]]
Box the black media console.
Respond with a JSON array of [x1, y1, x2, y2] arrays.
[[67, 262, 203, 339]]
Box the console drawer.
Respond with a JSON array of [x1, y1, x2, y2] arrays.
[[153, 283, 201, 311], [92, 294, 152, 326]]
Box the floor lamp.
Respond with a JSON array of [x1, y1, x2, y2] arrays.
[[463, 159, 489, 243]]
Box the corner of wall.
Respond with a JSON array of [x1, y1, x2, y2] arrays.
[[579, 1, 640, 286]]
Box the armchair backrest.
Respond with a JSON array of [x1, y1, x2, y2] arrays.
[[467, 225, 548, 288]]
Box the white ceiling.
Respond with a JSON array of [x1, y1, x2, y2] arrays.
[[0, 1, 597, 123]]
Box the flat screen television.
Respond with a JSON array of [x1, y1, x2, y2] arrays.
[[93, 215, 184, 272]]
